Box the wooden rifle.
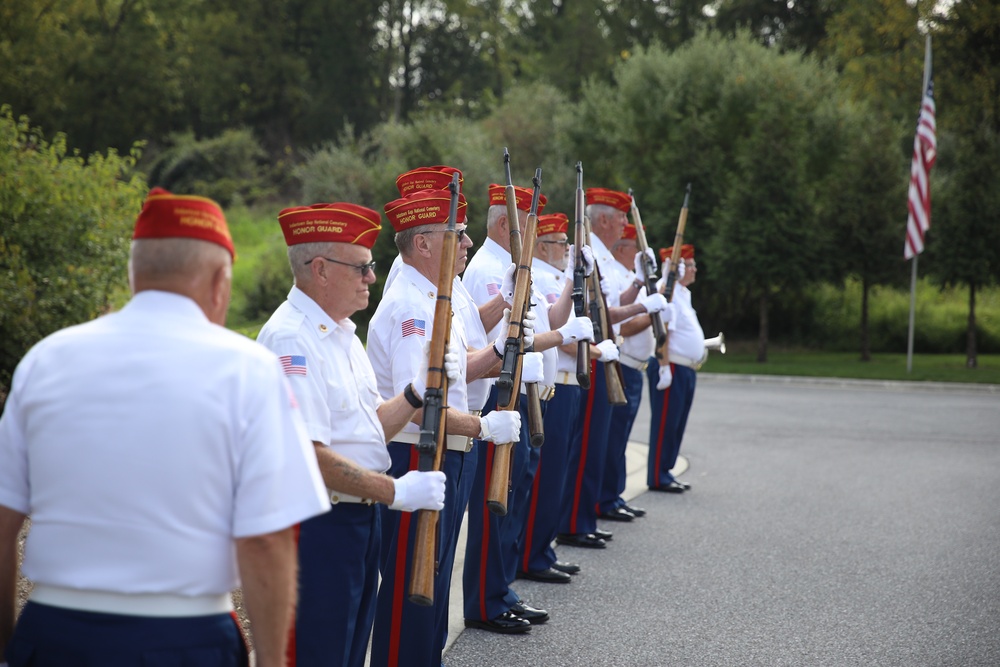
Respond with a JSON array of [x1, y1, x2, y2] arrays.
[[573, 162, 591, 389], [663, 184, 692, 302], [628, 189, 669, 365], [501, 149, 544, 448], [408, 173, 461, 606], [487, 166, 542, 516], [583, 214, 627, 406]]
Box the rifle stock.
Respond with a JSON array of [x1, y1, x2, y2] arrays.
[[628, 189, 668, 366], [500, 149, 544, 448], [573, 162, 591, 389], [663, 184, 692, 303], [583, 216, 627, 406], [408, 174, 461, 607], [488, 165, 543, 516]]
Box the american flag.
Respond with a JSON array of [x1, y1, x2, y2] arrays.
[[279, 354, 307, 376], [401, 318, 426, 337], [904, 53, 937, 260], [486, 283, 500, 296]]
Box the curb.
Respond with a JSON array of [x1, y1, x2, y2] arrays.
[[700, 372, 1000, 394]]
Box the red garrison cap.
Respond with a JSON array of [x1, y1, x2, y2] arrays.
[[384, 189, 468, 232], [487, 184, 548, 215], [395, 166, 464, 197], [537, 213, 569, 236], [278, 203, 382, 249], [659, 244, 695, 262], [585, 187, 631, 213], [621, 223, 637, 240], [133, 188, 234, 258]]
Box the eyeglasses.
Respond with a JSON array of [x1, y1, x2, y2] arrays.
[[304, 256, 377, 277], [538, 239, 569, 247], [419, 228, 468, 242]]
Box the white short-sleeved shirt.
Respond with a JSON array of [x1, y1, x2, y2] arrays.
[[668, 284, 706, 361], [533, 258, 578, 374], [590, 235, 623, 336], [464, 237, 556, 391], [612, 260, 655, 362], [256, 286, 390, 472], [452, 279, 492, 411], [368, 262, 470, 434], [0, 291, 329, 596]]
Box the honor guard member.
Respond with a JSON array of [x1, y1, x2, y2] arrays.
[[557, 188, 669, 549], [460, 182, 555, 633], [647, 244, 702, 493], [256, 203, 449, 667], [367, 188, 522, 667], [0, 188, 330, 667], [597, 222, 658, 522], [518, 213, 596, 583]]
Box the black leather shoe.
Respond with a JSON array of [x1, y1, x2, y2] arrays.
[[622, 503, 647, 517], [552, 560, 581, 575], [593, 528, 613, 541], [598, 507, 635, 522], [510, 601, 550, 625], [555, 533, 606, 549], [464, 611, 531, 634], [677, 480, 692, 490], [518, 567, 571, 584], [649, 481, 687, 493]]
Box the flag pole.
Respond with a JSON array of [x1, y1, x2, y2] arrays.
[[906, 34, 932, 375]]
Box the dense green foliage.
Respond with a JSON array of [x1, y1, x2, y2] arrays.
[[2, 0, 998, 385], [0, 108, 147, 392]]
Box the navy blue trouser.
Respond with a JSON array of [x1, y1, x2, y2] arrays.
[[646, 362, 697, 487], [560, 359, 614, 536], [289, 502, 379, 667], [371, 442, 477, 667], [597, 364, 644, 513], [463, 389, 531, 621], [6, 601, 248, 666], [519, 383, 580, 573]]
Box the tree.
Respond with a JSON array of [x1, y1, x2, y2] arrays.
[[923, 0, 1000, 368], [0, 108, 147, 399], [569, 34, 848, 359]]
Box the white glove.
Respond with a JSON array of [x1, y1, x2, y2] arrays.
[[595, 339, 619, 363], [565, 245, 595, 278], [411, 342, 461, 397], [500, 263, 516, 303], [633, 248, 655, 279], [479, 410, 522, 443], [389, 470, 446, 512], [494, 309, 512, 356], [657, 364, 673, 390], [677, 260, 686, 280], [520, 351, 544, 383], [600, 276, 613, 297], [522, 308, 536, 348], [641, 293, 668, 314], [557, 316, 595, 344]]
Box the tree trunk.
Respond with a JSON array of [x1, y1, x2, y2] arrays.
[[860, 275, 871, 362], [757, 291, 769, 363], [966, 283, 977, 369]]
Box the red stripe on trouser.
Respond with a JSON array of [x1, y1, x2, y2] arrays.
[[522, 455, 544, 572], [284, 523, 302, 666], [570, 359, 598, 534], [478, 441, 495, 620], [653, 364, 674, 485], [387, 448, 419, 667]]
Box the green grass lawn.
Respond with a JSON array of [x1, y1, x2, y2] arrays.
[[702, 349, 1000, 385]]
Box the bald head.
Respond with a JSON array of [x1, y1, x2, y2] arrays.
[[129, 238, 233, 325]]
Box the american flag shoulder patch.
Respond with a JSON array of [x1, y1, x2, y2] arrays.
[[401, 318, 426, 337], [279, 354, 308, 376], [486, 283, 500, 296]]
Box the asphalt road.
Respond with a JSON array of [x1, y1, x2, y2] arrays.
[[443, 375, 1000, 667]]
